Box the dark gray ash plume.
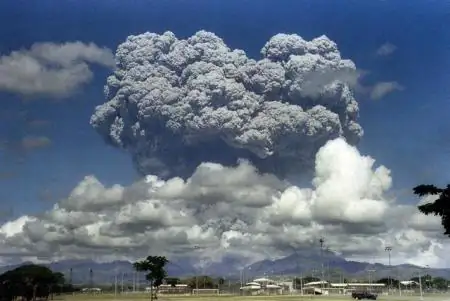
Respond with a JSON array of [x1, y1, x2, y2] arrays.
[[91, 31, 363, 178]]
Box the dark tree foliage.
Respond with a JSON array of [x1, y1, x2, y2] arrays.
[[410, 275, 448, 290], [165, 277, 180, 287], [185, 276, 216, 289], [133, 256, 169, 300], [413, 184, 450, 236], [431, 277, 448, 290], [0, 264, 68, 301], [376, 278, 399, 287]]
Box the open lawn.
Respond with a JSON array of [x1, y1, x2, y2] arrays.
[[59, 293, 450, 301]]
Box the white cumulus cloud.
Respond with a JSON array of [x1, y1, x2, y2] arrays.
[[0, 138, 447, 267]]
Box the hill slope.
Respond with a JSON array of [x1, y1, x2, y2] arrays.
[[0, 250, 448, 285]]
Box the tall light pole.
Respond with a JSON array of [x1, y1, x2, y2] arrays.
[[115, 268, 118, 296], [289, 245, 300, 292], [121, 272, 124, 294], [89, 268, 94, 290], [418, 268, 424, 301], [326, 247, 332, 283], [385, 246, 392, 294], [194, 245, 200, 295], [114, 248, 119, 298], [319, 237, 325, 292], [368, 269, 375, 293]]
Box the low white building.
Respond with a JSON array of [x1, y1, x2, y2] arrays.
[[303, 281, 385, 295], [240, 277, 282, 295]]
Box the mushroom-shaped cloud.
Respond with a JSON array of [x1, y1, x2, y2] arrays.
[[91, 31, 363, 179]]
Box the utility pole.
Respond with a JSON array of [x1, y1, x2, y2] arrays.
[[385, 246, 392, 295], [319, 237, 325, 292], [69, 268, 73, 286]]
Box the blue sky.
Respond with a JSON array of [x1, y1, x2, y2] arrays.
[[0, 0, 449, 219]]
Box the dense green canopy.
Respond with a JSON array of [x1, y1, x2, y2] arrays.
[[0, 264, 68, 301]]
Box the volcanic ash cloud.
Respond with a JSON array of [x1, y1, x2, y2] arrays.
[[91, 31, 363, 178]]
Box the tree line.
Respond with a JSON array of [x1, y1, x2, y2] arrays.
[[0, 264, 76, 301]]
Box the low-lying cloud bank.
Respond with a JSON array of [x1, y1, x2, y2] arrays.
[[0, 138, 447, 267]]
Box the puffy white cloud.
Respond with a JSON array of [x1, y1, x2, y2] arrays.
[[0, 42, 115, 97], [90, 31, 363, 179], [0, 138, 447, 267]]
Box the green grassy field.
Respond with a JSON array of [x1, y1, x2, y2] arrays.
[[60, 293, 450, 301]]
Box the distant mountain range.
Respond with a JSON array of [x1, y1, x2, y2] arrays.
[[1, 249, 448, 285]]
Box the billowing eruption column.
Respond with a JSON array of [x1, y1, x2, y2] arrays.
[[91, 31, 363, 178]]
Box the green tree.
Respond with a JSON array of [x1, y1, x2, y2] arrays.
[[376, 278, 399, 288], [0, 264, 64, 301], [432, 277, 448, 290], [165, 277, 180, 287], [185, 276, 216, 289], [133, 256, 169, 300], [413, 184, 450, 236], [217, 277, 225, 291], [423, 274, 433, 288]]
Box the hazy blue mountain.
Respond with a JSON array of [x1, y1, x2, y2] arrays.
[[1, 249, 449, 285]]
